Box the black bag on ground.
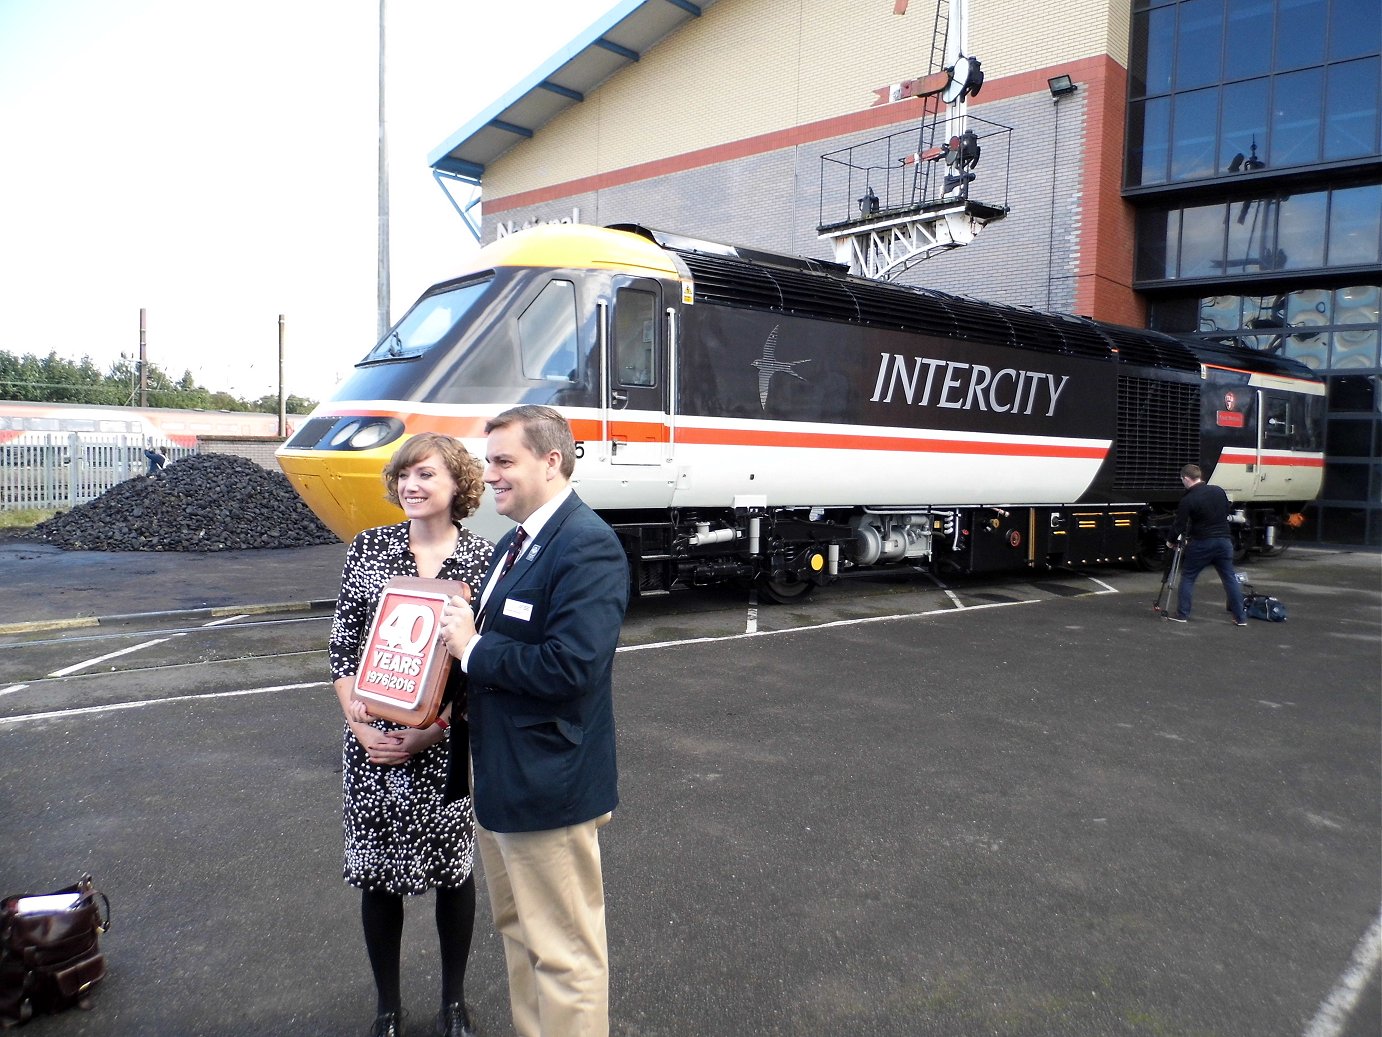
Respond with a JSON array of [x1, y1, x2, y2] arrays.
[[1245, 593, 1288, 622], [0, 875, 110, 1028]]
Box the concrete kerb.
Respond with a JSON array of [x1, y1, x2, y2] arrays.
[[0, 598, 339, 636]]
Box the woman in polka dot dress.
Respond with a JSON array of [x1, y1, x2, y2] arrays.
[[328, 432, 492, 1037]]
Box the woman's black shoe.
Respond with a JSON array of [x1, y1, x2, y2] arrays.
[[437, 1001, 476, 1037], [370, 1009, 405, 1037]]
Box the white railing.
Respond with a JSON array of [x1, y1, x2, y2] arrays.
[[0, 434, 197, 512]]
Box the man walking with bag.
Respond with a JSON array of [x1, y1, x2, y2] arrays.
[[439, 405, 629, 1037], [1166, 463, 1247, 626]]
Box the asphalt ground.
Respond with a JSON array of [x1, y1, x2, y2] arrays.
[[0, 538, 1378, 1037]]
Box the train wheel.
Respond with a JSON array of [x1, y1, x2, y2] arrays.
[[756, 573, 815, 604], [1135, 538, 1166, 572]]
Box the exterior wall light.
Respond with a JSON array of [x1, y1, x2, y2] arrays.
[[1047, 75, 1077, 98]]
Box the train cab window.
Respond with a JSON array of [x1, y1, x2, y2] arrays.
[[519, 280, 580, 382], [613, 288, 657, 387], [1263, 394, 1323, 451], [362, 278, 491, 362], [1264, 396, 1292, 442]]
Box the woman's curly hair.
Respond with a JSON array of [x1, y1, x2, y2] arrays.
[[382, 432, 484, 522]]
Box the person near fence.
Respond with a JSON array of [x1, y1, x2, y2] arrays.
[[143, 445, 166, 476], [1165, 463, 1247, 626], [328, 432, 492, 1037]]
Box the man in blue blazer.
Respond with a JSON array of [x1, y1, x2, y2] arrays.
[[440, 405, 629, 1037]]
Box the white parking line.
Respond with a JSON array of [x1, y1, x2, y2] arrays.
[[1302, 907, 1382, 1037], [39, 611, 239, 677], [923, 571, 965, 608], [0, 684, 29, 698], [203, 614, 250, 627], [0, 682, 326, 726], [619, 597, 1041, 653], [46, 637, 176, 677]]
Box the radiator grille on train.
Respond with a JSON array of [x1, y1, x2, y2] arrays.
[[1115, 375, 1200, 495]]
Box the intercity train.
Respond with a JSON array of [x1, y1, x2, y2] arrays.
[[276, 223, 1324, 601]]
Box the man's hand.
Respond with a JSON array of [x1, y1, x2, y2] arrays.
[[439, 594, 477, 660]]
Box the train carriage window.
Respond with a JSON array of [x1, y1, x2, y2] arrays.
[[614, 288, 657, 387], [362, 278, 491, 362], [518, 280, 580, 382]]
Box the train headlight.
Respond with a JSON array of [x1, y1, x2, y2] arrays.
[[325, 417, 404, 451], [284, 415, 406, 452]]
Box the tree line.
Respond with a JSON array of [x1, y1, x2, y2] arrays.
[[0, 349, 316, 414]]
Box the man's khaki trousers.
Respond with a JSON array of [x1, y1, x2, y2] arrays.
[[476, 813, 611, 1037]]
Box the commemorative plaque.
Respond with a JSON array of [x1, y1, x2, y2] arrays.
[[352, 575, 470, 728]]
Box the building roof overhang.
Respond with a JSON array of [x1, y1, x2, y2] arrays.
[[428, 0, 717, 183]]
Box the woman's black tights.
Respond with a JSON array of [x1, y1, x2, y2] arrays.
[[361, 877, 476, 1014]]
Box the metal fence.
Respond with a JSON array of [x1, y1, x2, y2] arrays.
[[0, 435, 198, 512]]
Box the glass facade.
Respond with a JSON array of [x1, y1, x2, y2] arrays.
[[1127, 0, 1382, 544], [1134, 184, 1382, 282], [1129, 0, 1380, 185]]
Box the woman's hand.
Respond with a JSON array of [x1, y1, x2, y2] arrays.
[[352, 723, 411, 766], [392, 726, 443, 757], [346, 698, 373, 725]]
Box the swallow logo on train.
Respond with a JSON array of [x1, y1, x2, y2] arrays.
[[751, 325, 811, 409]]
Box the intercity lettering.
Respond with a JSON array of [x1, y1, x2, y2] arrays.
[[868, 352, 1070, 417]]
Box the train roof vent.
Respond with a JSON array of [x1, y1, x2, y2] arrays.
[[1051, 313, 1123, 361], [1098, 325, 1200, 371], [1001, 308, 1082, 357], [939, 295, 1025, 348], [766, 266, 861, 322], [842, 279, 959, 338], [678, 252, 783, 310]]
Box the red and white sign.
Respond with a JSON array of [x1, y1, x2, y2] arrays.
[[353, 576, 467, 727]]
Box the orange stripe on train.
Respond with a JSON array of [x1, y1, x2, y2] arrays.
[[1220, 452, 1325, 468], [674, 425, 1108, 459]]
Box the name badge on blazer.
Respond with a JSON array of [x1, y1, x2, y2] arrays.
[[503, 598, 534, 621]]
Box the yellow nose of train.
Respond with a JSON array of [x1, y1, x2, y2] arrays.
[[277, 445, 404, 542]]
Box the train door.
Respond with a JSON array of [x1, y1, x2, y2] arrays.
[[1253, 389, 1311, 500], [605, 279, 666, 466]]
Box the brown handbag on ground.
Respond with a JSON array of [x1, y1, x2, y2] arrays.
[[0, 874, 110, 1028]]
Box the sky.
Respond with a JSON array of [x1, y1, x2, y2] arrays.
[[0, 0, 618, 403]]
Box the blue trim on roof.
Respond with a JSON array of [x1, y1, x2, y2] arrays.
[[433, 156, 485, 180], [594, 36, 640, 61], [539, 80, 585, 102], [427, 0, 647, 170], [489, 118, 535, 139], [664, 0, 702, 12]]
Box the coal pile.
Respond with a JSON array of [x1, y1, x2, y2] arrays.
[[24, 453, 341, 552]]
